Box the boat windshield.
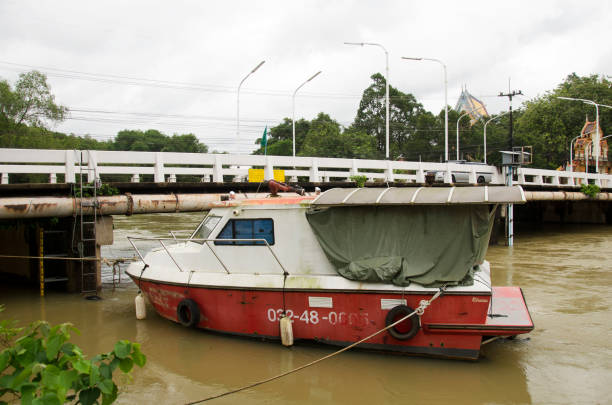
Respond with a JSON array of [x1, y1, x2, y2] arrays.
[[191, 215, 222, 244]]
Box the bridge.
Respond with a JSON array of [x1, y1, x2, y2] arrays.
[[1, 148, 611, 188]]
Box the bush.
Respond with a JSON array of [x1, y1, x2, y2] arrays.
[[0, 306, 145, 405], [580, 183, 600, 198], [349, 175, 367, 188]]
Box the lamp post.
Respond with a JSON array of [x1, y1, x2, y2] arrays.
[[569, 134, 581, 172], [292, 71, 322, 158], [456, 106, 483, 161], [402, 57, 448, 161], [237, 61, 265, 138], [557, 97, 612, 174], [483, 110, 510, 164], [345, 42, 390, 159]]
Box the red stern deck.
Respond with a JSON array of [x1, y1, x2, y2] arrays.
[[424, 287, 534, 336]]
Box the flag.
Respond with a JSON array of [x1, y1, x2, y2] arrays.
[[260, 126, 268, 148]]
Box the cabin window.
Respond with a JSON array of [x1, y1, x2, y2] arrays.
[[214, 219, 274, 246], [191, 215, 222, 244]]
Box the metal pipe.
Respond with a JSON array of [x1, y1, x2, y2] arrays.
[[0, 193, 275, 219], [523, 191, 612, 201]]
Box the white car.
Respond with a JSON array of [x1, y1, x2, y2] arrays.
[[428, 161, 493, 184]]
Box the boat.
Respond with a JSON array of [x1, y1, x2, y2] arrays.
[[126, 186, 534, 360]]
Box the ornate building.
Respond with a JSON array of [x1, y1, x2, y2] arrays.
[[571, 118, 610, 174], [455, 86, 489, 125]]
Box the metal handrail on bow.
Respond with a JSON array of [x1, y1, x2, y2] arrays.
[[127, 236, 288, 276]]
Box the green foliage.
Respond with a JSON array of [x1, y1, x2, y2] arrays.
[[0, 71, 67, 129], [515, 74, 612, 169], [0, 309, 146, 405], [113, 130, 207, 153], [349, 175, 367, 188], [580, 183, 601, 198], [74, 183, 119, 198]]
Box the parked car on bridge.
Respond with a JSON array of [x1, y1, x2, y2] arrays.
[[428, 161, 493, 184]]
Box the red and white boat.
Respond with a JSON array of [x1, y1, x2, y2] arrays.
[[126, 186, 533, 360]]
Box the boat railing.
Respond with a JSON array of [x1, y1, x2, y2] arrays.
[[127, 236, 289, 276]]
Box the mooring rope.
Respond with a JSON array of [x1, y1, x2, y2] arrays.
[[185, 286, 446, 404]]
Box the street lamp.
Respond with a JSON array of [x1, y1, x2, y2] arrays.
[[557, 97, 612, 174], [237, 61, 265, 138], [345, 42, 390, 159], [483, 110, 510, 165], [402, 57, 448, 161], [456, 106, 484, 161], [292, 71, 322, 158], [569, 134, 581, 172]]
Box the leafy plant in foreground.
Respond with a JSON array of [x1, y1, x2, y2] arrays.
[[0, 307, 146, 405]]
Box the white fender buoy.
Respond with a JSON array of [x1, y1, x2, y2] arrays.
[[135, 292, 146, 320], [280, 315, 293, 347]]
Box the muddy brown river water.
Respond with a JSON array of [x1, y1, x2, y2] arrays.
[[1, 213, 611, 404]]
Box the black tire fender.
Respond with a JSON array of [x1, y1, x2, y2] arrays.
[[385, 305, 420, 340], [177, 299, 200, 327]]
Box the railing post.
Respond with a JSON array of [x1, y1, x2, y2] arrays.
[[385, 160, 395, 182], [154, 152, 165, 183], [595, 174, 601, 187], [213, 154, 223, 182], [1, 173, 8, 184], [65, 150, 76, 184], [551, 174, 560, 186], [443, 162, 452, 183], [416, 163, 425, 183], [309, 158, 320, 182], [350, 159, 359, 177], [517, 168, 526, 185], [168, 174, 177, 183], [468, 166, 477, 184], [87, 150, 98, 183], [131, 174, 140, 183], [49, 173, 57, 184], [264, 157, 274, 181]]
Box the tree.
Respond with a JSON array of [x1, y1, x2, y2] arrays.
[[352, 73, 431, 159], [253, 118, 310, 155], [0, 71, 67, 129], [514, 74, 612, 169], [112, 129, 208, 153], [300, 113, 377, 159]]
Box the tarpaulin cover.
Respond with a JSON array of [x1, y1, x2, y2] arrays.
[[305, 205, 495, 287]]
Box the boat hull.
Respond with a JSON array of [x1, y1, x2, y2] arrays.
[[131, 275, 533, 360]]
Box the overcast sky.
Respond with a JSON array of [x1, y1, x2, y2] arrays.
[[0, 0, 610, 153]]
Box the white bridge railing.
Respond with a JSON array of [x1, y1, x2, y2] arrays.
[[0, 148, 610, 188]]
